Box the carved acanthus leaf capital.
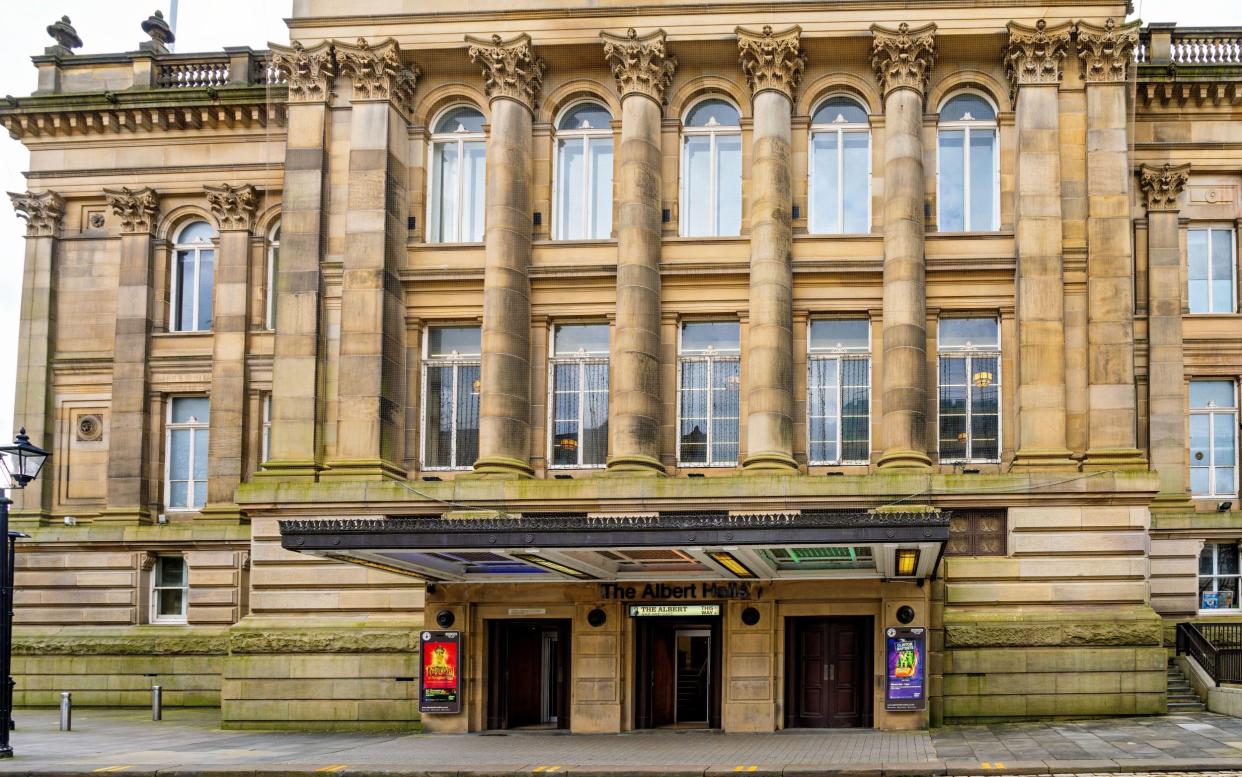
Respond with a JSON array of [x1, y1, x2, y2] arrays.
[[467, 33, 545, 111], [1140, 163, 1191, 212], [1076, 18, 1140, 83], [268, 39, 336, 103], [205, 183, 259, 231], [334, 37, 420, 108], [1005, 19, 1074, 93], [736, 25, 806, 101], [601, 28, 676, 104], [871, 22, 937, 99], [104, 187, 159, 234], [9, 191, 64, 237]]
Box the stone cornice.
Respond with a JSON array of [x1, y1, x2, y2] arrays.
[[870, 22, 937, 99], [1076, 17, 1141, 84], [268, 39, 335, 103], [466, 33, 545, 111], [1139, 162, 1191, 212], [736, 24, 807, 101], [1004, 19, 1074, 94], [103, 186, 159, 234], [204, 183, 259, 231], [600, 28, 676, 105], [9, 191, 64, 237], [333, 37, 419, 109]]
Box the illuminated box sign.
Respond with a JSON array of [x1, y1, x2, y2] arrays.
[[884, 627, 926, 711], [419, 630, 462, 714], [628, 604, 721, 617]]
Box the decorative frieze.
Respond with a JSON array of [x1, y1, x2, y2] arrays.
[[268, 40, 335, 103], [103, 186, 159, 234], [1076, 18, 1140, 83], [334, 37, 419, 107], [870, 22, 937, 99], [1139, 163, 1191, 212], [601, 28, 676, 104], [1005, 19, 1073, 93], [466, 33, 545, 111], [736, 25, 806, 101], [8, 191, 64, 237], [205, 183, 259, 231]]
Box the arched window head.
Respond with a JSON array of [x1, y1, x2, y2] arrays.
[[940, 93, 996, 123], [937, 92, 999, 233], [809, 96, 872, 234], [811, 96, 869, 126], [554, 101, 614, 240], [681, 98, 742, 237], [171, 220, 215, 333], [176, 220, 215, 245], [434, 105, 485, 134], [685, 98, 740, 128], [265, 222, 280, 331], [557, 102, 612, 132], [428, 105, 487, 243], [270, 223, 281, 242]]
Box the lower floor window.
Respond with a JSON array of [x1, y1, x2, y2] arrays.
[[1200, 542, 1240, 611], [152, 555, 188, 623]]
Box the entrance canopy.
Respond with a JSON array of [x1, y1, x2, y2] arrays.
[[280, 510, 949, 584]]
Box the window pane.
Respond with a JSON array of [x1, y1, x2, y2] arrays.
[[810, 131, 839, 234], [432, 142, 459, 242], [557, 138, 586, 240], [1189, 230, 1210, 313], [809, 319, 869, 351], [196, 251, 214, 331], [1191, 380, 1235, 409], [169, 481, 188, 510], [193, 429, 209, 481], [842, 132, 870, 233], [462, 141, 487, 242], [157, 588, 185, 618], [1221, 543, 1240, 574], [171, 397, 209, 424], [681, 321, 740, 353], [554, 324, 610, 355], [193, 481, 206, 509], [582, 363, 609, 466], [456, 365, 480, 465], [434, 106, 484, 134], [1212, 229, 1235, 312], [686, 99, 739, 127], [423, 365, 452, 468], [939, 130, 965, 232], [941, 94, 996, 122], [940, 318, 999, 349], [969, 130, 996, 231], [683, 135, 712, 237], [812, 96, 868, 125], [808, 358, 839, 463], [841, 358, 870, 462], [158, 557, 185, 586], [588, 138, 613, 239], [716, 133, 742, 236], [558, 103, 611, 131], [170, 429, 190, 483], [1191, 465, 1210, 496], [680, 360, 708, 463], [428, 327, 481, 358], [1201, 546, 1216, 575], [176, 250, 196, 331], [552, 421, 579, 466], [1218, 467, 1237, 496]]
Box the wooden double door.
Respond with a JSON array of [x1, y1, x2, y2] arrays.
[[486, 619, 570, 730], [786, 617, 872, 728]]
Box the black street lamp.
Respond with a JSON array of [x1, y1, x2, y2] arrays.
[[0, 428, 49, 759]]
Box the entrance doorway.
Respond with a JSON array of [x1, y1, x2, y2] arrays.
[[634, 617, 721, 729], [486, 619, 570, 730], [786, 616, 872, 728]]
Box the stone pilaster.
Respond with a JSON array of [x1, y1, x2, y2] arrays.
[[601, 28, 675, 475], [7, 191, 63, 523], [737, 25, 805, 474], [467, 33, 544, 478], [871, 22, 935, 469], [1006, 20, 1076, 470], [99, 187, 159, 524], [1077, 18, 1146, 469]]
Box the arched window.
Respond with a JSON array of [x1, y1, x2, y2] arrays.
[[681, 98, 742, 237], [937, 92, 999, 232], [428, 105, 486, 243], [265, 223, 279, 331], [171, 220, 215, 332], [554, 102, 614, 240], [809, 95, 871, 234]]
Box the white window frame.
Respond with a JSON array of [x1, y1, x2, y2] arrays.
[[1188, 226, 1238, 315], [808, 97, 872, 235], [1190, 379, 1239, 499], [936, 91, 1000, 233], [1199, 541, 1241, 614], [679, 99, 742, 238], [547, 324, 610, 469], [265, 224, 279, 331], [164, 396, 209, 512], [261, 393, 272, 464], [552, 101, 614, 241], [419, 326, 481, 471], [936, 318, 1002, 464], [676, 322, 741, 467], [426, 105, 486, 244], [807, 319, 872, 465], [170, 221, 215, 333], [151, 555, 189, 625]]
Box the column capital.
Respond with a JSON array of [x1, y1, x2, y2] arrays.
[[1140, 163, 1191, 212], [103, 186, 159, 234], [205, 183, 260, 231], [8, 190, 64, 237], [736, 24, 806, 102], [1005, 19, 1073, 94], [467, 33, 545, 112], [1076, 18, 1140, 84], [268, 39, 336, 103], [870, 22, 936, 100], [334, 37, 419, 108], [600, 28, 676, 105]]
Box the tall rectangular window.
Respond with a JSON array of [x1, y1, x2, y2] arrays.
[[261, 393, 272, 464], [937, 94, 998, 232], [166, 397, 209, 511], [422, 326, 481, 470], [809, 97, 871, 234], [937, 317, 1000, 462], [549, 324, 609, 468], [428, 107, 487, 244], [807, 319, 871, 464], [1200, 542, 1240, 612], [1189, 227, 1236, 314], [152, 555, 188, 624], [1190, 380, 1237, 498], [678, 321, 740, 466], [171, 221, 215, 332]]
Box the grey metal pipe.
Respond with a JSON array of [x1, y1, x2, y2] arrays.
[[58, 692, 70, 731], [151, 685, 162, 721]]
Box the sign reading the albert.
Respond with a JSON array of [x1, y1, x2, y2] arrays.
[[884, 627, 926, 711], [600, 581, 758, 601], [419, 630, 462, 714]]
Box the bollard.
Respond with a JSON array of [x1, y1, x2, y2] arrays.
[[59, 692, 71, 731], [151, 685, 162, 721]]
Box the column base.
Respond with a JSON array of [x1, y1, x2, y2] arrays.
[[320, 458, 408, 481], [1010, 448, 1078, 471], [876, 449, 932, 470], [95, 506, 154, 525], [1081, 447, 1148, 471], [740, 452, 799, 475], [468, 456, 535, 479], [604, 454, 667, 477], [198, 503, 248, 524], [255, 459, 324, 481]]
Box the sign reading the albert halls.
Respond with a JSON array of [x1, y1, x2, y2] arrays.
[[884, 627, 925, 711], [419, 630, 461, 714]]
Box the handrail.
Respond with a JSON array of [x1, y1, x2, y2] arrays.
[[1176, 621, 1242, 687]]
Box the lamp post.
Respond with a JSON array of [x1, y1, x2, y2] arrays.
[[0, 428, 50, 758]]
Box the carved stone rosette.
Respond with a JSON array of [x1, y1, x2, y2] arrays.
[[1005, 19, 1073, 94], [601, 28, 676, 104], [871, 22, 937, 99], [467, 33, 545, 111], [9, 191, 64, 237], [104, 187, 159, 234], [1076, 18, 1140, 84], [268, 39, 336, 103], [205, 183, 260, 231], [736, 25, 806, 101], [334, 37, 420, 108], [1140, 163, 1191, 212]]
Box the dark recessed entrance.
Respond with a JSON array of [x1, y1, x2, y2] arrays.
[[785, 616, 873, 729], [634, 615, 722, 729], [486, 619, 570, 730]]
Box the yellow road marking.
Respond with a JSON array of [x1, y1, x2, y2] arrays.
[[981, 763, 991, 770], [316, 766, 348, 773], [995, 763, 1005, 769], [733, 767, 758, 773], [93, 767, 134, 774]]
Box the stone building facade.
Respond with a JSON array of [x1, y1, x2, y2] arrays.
[[3, 0, 1241, 731]]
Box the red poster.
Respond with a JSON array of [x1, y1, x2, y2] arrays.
[[419, 630, 462, 713]]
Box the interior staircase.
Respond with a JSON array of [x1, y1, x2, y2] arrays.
[[1168, 659, 1207, 713]]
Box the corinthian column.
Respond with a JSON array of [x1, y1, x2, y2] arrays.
[[871, 22, 935, 469], [601, 28, 675, 475], [737, 25, 805, 474], [467, 33, 544, 478], [1006, 20, 1076, 470], [1077, 18, 1146, 469]]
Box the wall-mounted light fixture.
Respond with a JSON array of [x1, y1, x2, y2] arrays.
[[895, 548, 921, 577], [707, 551, 757, 579]]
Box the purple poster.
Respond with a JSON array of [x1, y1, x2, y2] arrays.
[[885, 627, 925, 711]]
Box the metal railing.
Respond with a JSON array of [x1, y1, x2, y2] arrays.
[[1176, 621, 1242, 686]]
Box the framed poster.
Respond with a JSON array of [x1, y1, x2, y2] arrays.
[[419, 630, 462, 714], [884, 627, 925, 711]]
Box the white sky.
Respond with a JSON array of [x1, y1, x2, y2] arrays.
[[0, 0, 1239, 446]]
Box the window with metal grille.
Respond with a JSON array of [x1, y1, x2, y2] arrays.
[[937, 317, 1000, 463], [946, 510, 1007, 556], [548, 323, 609, 468], [808, 319, 871, 465], [678, 321, 740, 466], [421, 326, 481, 470]]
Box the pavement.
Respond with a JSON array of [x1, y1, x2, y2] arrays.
[[1, 708, 1242, 775]]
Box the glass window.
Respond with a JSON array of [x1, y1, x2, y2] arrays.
[[1189, 228, 1236, 314], [555, 102, 613, 240], [808, 319, 871, 464], [261, 393, 272, 464], [1190, 380, 1238, 498], [172, 221, 215, 332], [266, 224, 279, 330], [549, 324, 609, 468], [428, 105, 486, 243], [938, 317, 1000, 462], [678, 321, 740, 466], [681, 99, 742, 237], [152, 555, 188, 624], [422, 326, 481, 470], [1200, 542, 1241, 611], [166, 397, 209, 510], [938, 93, 998, 232], [809, 96, 871, 234]]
